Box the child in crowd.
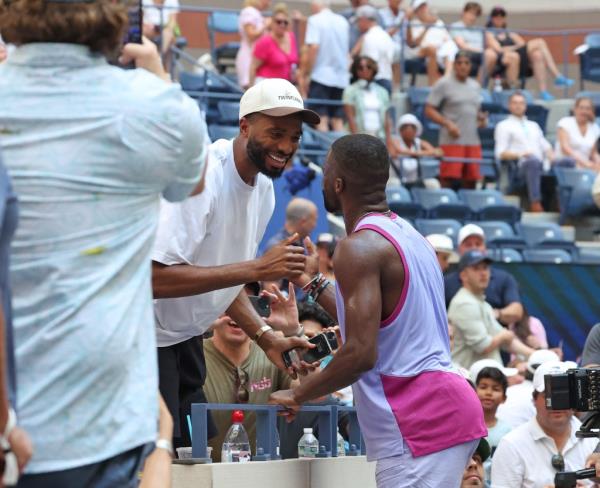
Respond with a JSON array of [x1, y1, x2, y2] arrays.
[[476, 366, 512, 451]]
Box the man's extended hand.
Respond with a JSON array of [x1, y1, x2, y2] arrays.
[[268, 389, 301, 422], [262, 283, 301, 337], [256, 234, 306, 282], [258, 332, 313, 379]]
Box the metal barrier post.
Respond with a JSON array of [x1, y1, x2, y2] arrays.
[[191, 403, 211, 461]]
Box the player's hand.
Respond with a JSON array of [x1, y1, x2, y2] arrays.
[[258, 332, 313, 379], [120, 37, 170, 82], [257, 234, 306, 282], [268, 389, 301, 422], [8, 427, 32, 473], [445, 121, 461, 139], [262, 283, 301, 337]]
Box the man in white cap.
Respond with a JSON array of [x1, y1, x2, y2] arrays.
[[426, 233, 456, 272], [496, 349, 560, 429], [444, 223, 524, 326], [151, 78, 319, 447], [492, 361, 597, 488]]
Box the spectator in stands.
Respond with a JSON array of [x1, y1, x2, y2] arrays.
[[448, 250, 533, 369], [445, 223, 524, 326], [315, 232, 337, 282], [511, 307, 549, 351], [389, 113, 444, 187], [406, 0, 457, 85], [378, 0, 405, 88], [301, 0, 350, 132], [343, 56, 392, 143], [298, 300, 335, 338], [581, 323, 600, 367], [351, 5, 395, 95], [0, 1, 207, 482], [492, 361, 597, 487], [341, 0, 383, 55], [497, 349, 560, 428], [425, 51, 486, 189], [143, 0, 180, 62], [485, 6, 574, 101], [264, 197, 318, 251], [450, 2, 519, 87], [555, 96, 600, 172], [494, 91, 569, 212], [151, 79, 316, 448], [426, 233, 456, 273], [236, 0, 270, 89], [250, 3, 298, 86], [459, 438, 490, 488]]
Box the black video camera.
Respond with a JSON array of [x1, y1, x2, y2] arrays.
[[545, 368, 600, 412]]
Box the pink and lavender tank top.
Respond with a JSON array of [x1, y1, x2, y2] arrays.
[[336, 213, 486, 461]]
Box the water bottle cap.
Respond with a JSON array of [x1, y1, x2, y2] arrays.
[[303, 428, 313, 434], [231, 410, 245, 423]]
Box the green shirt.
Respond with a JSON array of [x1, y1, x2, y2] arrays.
[[204, 340, 292, 461]]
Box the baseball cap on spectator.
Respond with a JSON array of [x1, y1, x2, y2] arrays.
[[239, 78, 320, 125], [532, 361, 569, 393], [411, 0, 428, 10], [355, 5, 378, 20], [475, 437, 491, 462], [396, 114, 423, 137], [458, 223, 485, 247], [469, 358, 518, 383], [426, 234, 456, 257], [526, 349, 560, 374], [458, 249, 493, 272]]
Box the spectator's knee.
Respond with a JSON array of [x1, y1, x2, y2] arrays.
[[530, 49, 543, 62], [484, 49, 497, 63]]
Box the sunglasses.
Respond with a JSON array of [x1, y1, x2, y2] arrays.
[[235, 367, 250, 403], [551, 453, 565, 472], [357, 64, 374, 71], [274, 19, 289, 26]]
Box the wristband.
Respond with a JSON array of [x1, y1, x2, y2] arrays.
[[254, 325, 273, 344], [285, 325, 304, 338], [311, 279, 330, 302], [0, 408, 16, 444], [301, 273, 323, 293], [156, 438, 174, 456]]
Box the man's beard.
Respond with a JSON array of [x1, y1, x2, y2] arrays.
[[246, 137, 288, 179], [322, 189, 338, 213]]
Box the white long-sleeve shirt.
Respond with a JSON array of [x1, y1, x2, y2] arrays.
[[494, 115, 551, 163]]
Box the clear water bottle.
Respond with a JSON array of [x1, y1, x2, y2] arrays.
[[221, 410, 251, 463], [274, 427, 281, 459], [493, 76, 503, 93], [297, 428, 319, 458], [336, 428, 346, 457]]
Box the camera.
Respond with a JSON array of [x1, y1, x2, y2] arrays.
[[282, 331, 338, 369], [545, 368, 600, 412]]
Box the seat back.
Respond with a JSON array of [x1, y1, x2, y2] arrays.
[[411, 188, 459, 209], [216, 100, 240, 125], [207, 11, 240, 34], [386, 186, 412, 203], [414, 219, 462, 245], [208, 124, 239, 141], [517, 222, 568, 247], [522, 249, 572, 264], [554, 167, 598, 220], [487, 248, 523, 263], [585, 33, 600, 47], [458, 189, 504, 211]]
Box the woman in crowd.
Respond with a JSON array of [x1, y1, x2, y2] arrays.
[[249, 3, 298, 85], [485, 6, 573, 100], [342, 56, 392, 145], [555, 97, 600, 172], [236, 0, 270, 89]]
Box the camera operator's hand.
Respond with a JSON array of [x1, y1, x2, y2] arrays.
[[119, 37, 171, 83], [268, 389, 301, 422], [255, 234, 306, 282], [585, 451, 600, 481]]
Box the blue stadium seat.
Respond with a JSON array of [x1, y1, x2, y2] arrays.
[[516, 222, 576, 253], [387, 186, 426, 220], [404, 59, 427, 87], [458, 189, 522, 225], [207, 11, 240, 73], [476, 220, 527, 249], [522, 249, 572, 264], [179, 71, 206, 92], [300, 128, 322, 151], [554, 166, 600, 224], [487, 248, 523, 263], [208, 124, 238, 141], [477, 128, 501, 182], [419, 158, 440, 179], [408, 86, 431, 108], [414, 219, 462, 245], [411, 188, 472, 220], [577, 249, 600, 265], [216, 100, 240, 125], [579, 34, 600, 90]]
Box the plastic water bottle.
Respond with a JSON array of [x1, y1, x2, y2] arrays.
[[336, 428, 346, 457], [221, 410, 251, 463], [493, 76, 503, 93], [297, 428, 319, 458]]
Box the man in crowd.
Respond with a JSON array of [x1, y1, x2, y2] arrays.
[[460, 438, 490, 488], [378, 0, 405, 87], [341, 0, 383, 55], [151, 78, 318, 447], [270, 134, 485, 487], [448, 250, 533, 369], [445, 223, 524, 326], [303, 0, 349, 132], [492, 362, 598, 487], [425, 51, 485, 189], [264, 197, 318, 251], [495, 91, 556, 212], [0, 0, 207, 483], [426, 233, 456, 273]]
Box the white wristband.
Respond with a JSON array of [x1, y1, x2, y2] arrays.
[[1, 408, 16, 443], [156, 438, 173, 456]]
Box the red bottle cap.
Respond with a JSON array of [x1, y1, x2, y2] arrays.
[[231, 410, 245, 423]]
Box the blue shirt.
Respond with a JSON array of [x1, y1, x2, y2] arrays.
[[444, 268, 521, 310], [0, 43, 207, 473]]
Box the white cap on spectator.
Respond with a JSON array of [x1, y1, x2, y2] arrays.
[[426, 234, 455, 255], [317, 233, 334, 244], [526, 349, 560, 374], [532, 361, 569, 393], [239, 78, 320, 125], [397, 113, 423, 137], [411, 0, 428, 10], [469, 359, 518, 383], [458, 223, 485, 246], [355, 5, 378, 20]]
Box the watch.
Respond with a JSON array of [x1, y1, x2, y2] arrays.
[[254, 324, 273, 344], [156, 438, 174, 456], [0, 408, 16, 446]]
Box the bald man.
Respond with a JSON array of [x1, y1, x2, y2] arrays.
[[264, 197, 318, 251]]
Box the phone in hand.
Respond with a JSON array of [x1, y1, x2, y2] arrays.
[[282, 331, 337, 369], [248, 295, 271, 318], [119, 0, 143, 68]]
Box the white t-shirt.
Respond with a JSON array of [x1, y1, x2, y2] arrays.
[[152, 139, 275, 347], [361, 25, 395, 82], [555, 116, 600, 160], [305, 8, 350, 88], [143, 0, 179, 28], [496, 380, 536, 428], [362, 89, 382, 133], [394, 136, 422, 183], [495, 115, 551, 164]]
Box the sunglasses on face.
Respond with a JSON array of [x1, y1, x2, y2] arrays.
[[274, 19, 289, 26], [551, 453, 565, 471], [234, 367, 250, 403], [358, 64, 374, 71]]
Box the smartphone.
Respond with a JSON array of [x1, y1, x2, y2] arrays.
[[282, 332, 334, 369], [119, 0, 142, 68], [248, 295, 271, 318]]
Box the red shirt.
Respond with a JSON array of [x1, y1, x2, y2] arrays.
[[253, 32, 298, 81]]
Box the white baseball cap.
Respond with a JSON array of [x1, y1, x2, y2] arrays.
[[458, 223, 485, 247], [426, 234, 455, 255], [239, 78, 320, 125], [411, 0, 428, 10], [532, 361, 569, 393], [355, 4, 378, 20], [469, 359, 518, 383], [526, 349, 560, 374], [396, 113, 423, 137]]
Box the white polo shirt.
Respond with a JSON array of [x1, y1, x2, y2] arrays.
[[491, 416, 597, 488], [360, 25, 395, 82], [152, 139, 275, 347], [496, 380, 536, 428], [494, 115, 551, 163]]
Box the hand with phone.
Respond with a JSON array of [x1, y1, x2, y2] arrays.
[[261, 283, 303, 338], [119, 37, 171, 82]]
